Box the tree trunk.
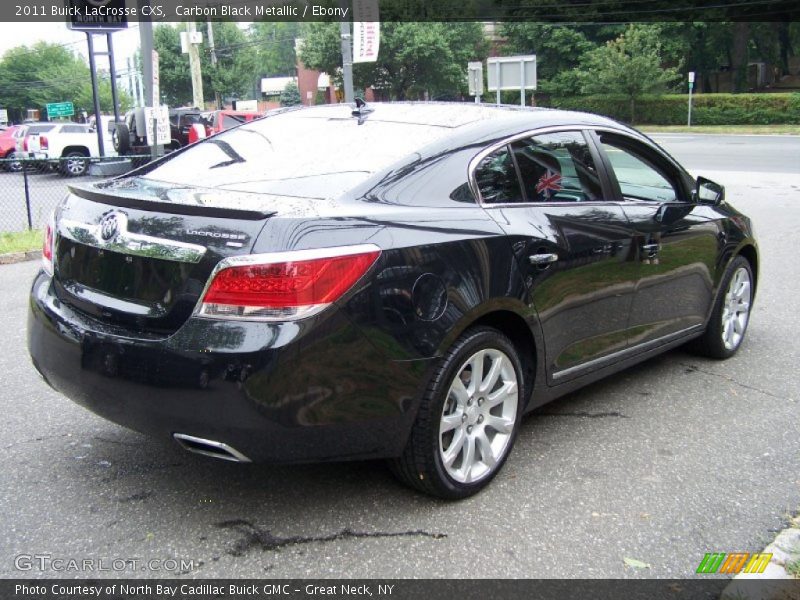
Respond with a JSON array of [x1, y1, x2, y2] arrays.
[[629, 96, 636, 124], [731, 22, 750, 93]]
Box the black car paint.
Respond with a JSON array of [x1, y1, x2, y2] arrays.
[[27, 104, 757, 464]]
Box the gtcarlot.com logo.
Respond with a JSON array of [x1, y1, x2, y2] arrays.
[[696, 552, 772, 574], [14, 554, 196, 573]]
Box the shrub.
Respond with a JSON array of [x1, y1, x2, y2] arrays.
[[541, 93, 800, 125]]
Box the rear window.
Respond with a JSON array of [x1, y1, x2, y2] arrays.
[[26, 124, 56, 134], [142, 111, 454, 198]]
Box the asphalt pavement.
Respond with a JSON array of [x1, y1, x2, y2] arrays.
[[0, 134, 798, 579]]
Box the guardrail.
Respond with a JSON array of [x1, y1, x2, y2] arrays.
[[0, 156, 152, 233]]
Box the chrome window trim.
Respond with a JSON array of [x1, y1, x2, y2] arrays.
[[467, 124, 653, 207], [58, 212, 207, 264]]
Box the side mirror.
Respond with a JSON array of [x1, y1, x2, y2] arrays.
[[695, 176, 725, 205]]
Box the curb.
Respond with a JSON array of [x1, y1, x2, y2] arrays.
[[0, 250, 39, 265], [722, 515, 799, 599]]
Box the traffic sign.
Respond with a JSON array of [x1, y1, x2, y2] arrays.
[[46, 102, 75, 119], [145, 106, 170, 146]]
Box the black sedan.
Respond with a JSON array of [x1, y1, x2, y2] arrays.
[[28, 103, 758, 498]]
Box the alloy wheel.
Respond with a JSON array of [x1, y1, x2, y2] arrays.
[[439, 348, 518, 484], [721, 266, 751, 351]]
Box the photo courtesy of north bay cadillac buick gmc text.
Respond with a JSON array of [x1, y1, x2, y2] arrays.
[[27, 102, 758, 498]]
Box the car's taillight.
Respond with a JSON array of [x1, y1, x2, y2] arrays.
[[197, 245, 381, 321], [42, 212, 55, 276], [39, 135, 48, 150]]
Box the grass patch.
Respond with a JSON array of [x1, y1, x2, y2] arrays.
[[787, 558, 800, 578], [640, 125, 800, 135], [0, 229, 42, 254]]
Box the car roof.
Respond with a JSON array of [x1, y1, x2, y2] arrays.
[[278, 102, 638, 150]]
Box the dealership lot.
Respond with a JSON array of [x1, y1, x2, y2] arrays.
[[1, 134, 798, 578]]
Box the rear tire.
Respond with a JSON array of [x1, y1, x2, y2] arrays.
[[689, 255, 754, 359], [112, 123, 130, 155], [60, 151, 89, 177], [389, 327, 524, 499]]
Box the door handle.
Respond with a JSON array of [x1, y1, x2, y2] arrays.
[[528, 253, 558, 266]]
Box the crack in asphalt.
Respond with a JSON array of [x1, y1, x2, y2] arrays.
[[680, 363, 789, 401], [538, 411, 630, 419], [216, 519, 446, 557]]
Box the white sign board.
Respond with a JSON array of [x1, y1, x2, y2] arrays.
[[353, 22, 380, 63], [0, 109, 8, 124], [487, 55, 537, 91], [468, 62, 483, 96], [145, 105, 170, 146], [234, 99, 258, 112], [151, 50, 160, 107], [352, 0, 380, 63]]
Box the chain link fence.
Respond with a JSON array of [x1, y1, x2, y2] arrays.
[[0, 156, 151, 234]]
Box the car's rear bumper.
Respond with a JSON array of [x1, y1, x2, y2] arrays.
[[27, 270, 430, 463]]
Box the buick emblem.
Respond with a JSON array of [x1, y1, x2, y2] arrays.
[[100, 213, 120, 241]]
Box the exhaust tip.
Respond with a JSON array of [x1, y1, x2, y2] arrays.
[[173, 433, 252, 463]]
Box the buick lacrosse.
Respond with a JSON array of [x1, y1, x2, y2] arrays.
[[28, 103, 757, 498]]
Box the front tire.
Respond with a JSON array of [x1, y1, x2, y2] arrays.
[[390, 327, 524, 499], [690, 255, 754, 359]]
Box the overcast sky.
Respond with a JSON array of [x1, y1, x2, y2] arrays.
[[0, 22, 145, 68]]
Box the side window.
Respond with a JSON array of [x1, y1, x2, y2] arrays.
[[599, 135, 682, 203], [511, 131, 601, 202], [474, 145, 524, 204]]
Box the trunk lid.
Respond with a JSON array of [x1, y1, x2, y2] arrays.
[[53, 178, 276, 336]]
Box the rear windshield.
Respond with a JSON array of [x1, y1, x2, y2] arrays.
[[26, 124, 56, 134], [141, 111, 455, 199]]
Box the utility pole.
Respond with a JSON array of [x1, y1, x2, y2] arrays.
[[339, 0, 354, 103], [207, 21, 222, 109], [187, 22, 204, 108]]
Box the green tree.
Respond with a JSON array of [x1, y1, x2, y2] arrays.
[[279, 81, 301, 106], [300, 22, 487, 100], [576, 24, 681, 123], [250, 21, 302, 77], [153, 23, 259, 107], [0, 42, 130, 119]]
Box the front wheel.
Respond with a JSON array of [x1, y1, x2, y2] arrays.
[[690, 255, 754, 359], [390, 327, 524, 499]]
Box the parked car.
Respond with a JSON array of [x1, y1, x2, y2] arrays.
[[201, 109, 261, 136], [114, 107, 204, 155], [0, 125, 23, 171], [28, 103, 758, 498], [20, 122, 115, 176]]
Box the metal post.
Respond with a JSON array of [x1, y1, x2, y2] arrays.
[[85, 33, 105, 157], [688, 84, 694, 127], [339, 15, 354, 103], [496, 61, 501, 105], [106, 33, 121, 124], [22, 166, 32, 230], [520, 60, 525, 107]]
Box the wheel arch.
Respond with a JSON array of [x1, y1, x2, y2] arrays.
[[61, 146, 90, 157], [737, 243, 759, 297], [457, 308, 540, 411]]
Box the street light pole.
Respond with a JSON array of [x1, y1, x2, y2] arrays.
[[339, 0, 354, 104]]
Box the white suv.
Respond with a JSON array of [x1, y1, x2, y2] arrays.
[[21, 122, 115, 176]]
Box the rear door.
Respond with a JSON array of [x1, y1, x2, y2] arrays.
[[590, 130, 720, 344], [476, 130, 639, 382]]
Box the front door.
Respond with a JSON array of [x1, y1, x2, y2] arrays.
[[475, 130, 639, 382], [591, 131, 721, 345]]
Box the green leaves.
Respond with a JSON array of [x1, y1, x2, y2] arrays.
[[0, 42, 131, 117]]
